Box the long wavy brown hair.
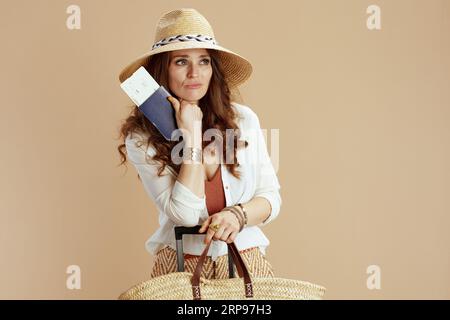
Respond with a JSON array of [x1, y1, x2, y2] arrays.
[[117, 49, 248, 181]]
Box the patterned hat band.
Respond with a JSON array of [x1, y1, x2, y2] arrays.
[[151, 34, 218, 50]]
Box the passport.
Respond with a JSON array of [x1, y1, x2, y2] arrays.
[[120, 66, 177, 141]]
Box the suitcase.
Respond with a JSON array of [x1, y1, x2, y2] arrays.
[[174, 225, 236, 278]]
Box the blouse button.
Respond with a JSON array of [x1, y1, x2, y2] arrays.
[[225, 186, 229, 189]]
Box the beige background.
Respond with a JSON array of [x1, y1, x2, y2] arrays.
[[0, 0, 449, 299]]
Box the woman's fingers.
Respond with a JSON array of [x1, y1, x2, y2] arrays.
[[212, 225, 226, 241], [204, 226, 216, 244], [200, 211, 240, 244], [198, 217, 211, 233], [219, 229, 232, 242], [226, 231, 238, 244], [203, 225, 236, 245], [167, 96, 180, 114]]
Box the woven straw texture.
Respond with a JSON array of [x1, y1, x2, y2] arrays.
[[118, 272, 326, 300], [118, 8, 253, 88]]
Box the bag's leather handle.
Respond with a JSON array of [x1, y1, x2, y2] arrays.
[[228, 243, 253, 297], [190, 241, 254, 300]]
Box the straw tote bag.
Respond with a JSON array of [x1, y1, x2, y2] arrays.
[[118, 226, 326, 300]]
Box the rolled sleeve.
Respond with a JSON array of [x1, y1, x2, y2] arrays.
[[255, 191, 281, 227], [171, 180, 208, 226], [125, 133, 207, 227], [171, 180, 206, 211], [247, 109, 282, 227]]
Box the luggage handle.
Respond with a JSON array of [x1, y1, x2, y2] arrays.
[[174, 226, 236, 278]]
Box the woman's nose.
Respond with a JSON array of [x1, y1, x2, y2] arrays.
[[187, 64, 199, 78]]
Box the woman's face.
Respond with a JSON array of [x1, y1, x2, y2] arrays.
[[168, 48, 213, 105]]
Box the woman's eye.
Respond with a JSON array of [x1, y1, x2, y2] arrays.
[[175, 58, 210, 65]]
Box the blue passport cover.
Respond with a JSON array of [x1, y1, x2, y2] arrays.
[[139, 86, 177, 141]]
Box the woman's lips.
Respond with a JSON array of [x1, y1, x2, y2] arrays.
[[185, 84, 202, 89]]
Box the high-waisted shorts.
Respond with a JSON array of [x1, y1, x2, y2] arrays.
[[150, 245, 275, 280]]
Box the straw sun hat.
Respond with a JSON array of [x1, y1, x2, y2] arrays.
[[118, 8, 253, 88]]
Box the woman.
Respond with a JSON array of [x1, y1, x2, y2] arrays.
[[117, 8, 281, 280]]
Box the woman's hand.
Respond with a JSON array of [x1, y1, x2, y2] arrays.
[[199, 209, 241, 245], [167, 96, 203, 142]]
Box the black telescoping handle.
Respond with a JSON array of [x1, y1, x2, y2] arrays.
[[174, 226, 235, 278]]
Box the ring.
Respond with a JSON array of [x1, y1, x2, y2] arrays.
[[209, 224, 221, 232]]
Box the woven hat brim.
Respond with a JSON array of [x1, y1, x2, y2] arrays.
[[118, 41, 252, 88]]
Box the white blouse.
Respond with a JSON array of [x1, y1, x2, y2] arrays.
[[125, 102, 282, 261]]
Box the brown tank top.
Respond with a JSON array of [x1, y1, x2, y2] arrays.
[[184, 166, 255, 261], [205, 166, 226, 215]]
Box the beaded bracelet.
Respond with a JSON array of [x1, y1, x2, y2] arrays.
[[237, 203, 248, 226], [224, 206, 244, 232]]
